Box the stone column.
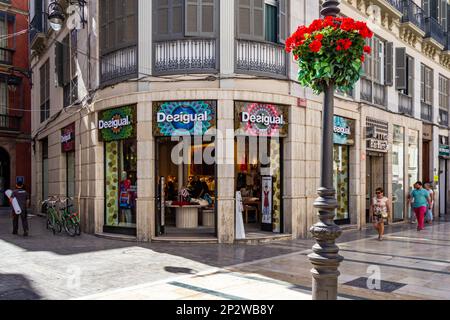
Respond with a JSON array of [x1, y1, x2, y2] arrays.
[[216, 97, 235, 243], [136, 101, 155, 241]]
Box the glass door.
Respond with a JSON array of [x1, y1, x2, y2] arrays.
[[392, 126, 405, 221]]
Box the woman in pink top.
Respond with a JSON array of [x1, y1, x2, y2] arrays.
[[371, 188, 391, 241]]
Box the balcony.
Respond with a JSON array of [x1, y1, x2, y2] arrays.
[[401, 0, 425, 31], [385, 0, 403, 12], [439, 109, 449, 127], [398, 93, 413, 116], [153, 38, 218, 75], [30, 12, 47, 53], [100, 45, 138, 86], [0, 114, 21, 132], [0, 47, 13, 65], [424, 17, 446, 48], [421, 102, 433, 122], [235, 40, 287, 77]]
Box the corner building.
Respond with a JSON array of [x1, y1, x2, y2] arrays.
[[30, 0, 450, 243]]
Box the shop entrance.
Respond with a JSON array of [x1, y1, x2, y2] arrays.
[[366, 154, 386, 223], [235, 136, 283, 234], [423, 140, 431, 183], [156, 137, 217, 238], [0, 147, 10, 206], [439, 158, 447, 217]]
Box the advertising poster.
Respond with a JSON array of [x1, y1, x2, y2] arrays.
[[261, 176, 273, 231]]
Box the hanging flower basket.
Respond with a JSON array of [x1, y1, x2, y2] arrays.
[[285, 17, 373, 94]]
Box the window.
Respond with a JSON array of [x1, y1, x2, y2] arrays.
[[439, 75, 449, 126], [56, 30, 78, 107], [421, 64, 433, 105], [361, 37, 392, 106], [236, 0, 288, 44], [153, 0, 219, 40], [396, 48, 414, 96], [424, 0, 447, 29], [40, 60, 50, 123]]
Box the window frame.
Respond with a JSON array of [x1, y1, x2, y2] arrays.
[[39, 59, 50, 123]]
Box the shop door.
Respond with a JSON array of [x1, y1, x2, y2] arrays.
[[366, 155, 386, 223], [439, 159, 447, 217], [423, 141, 430, 183]]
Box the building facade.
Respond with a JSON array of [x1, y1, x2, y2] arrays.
[[0, 0, 31, 206], [30, 0, 450, 243]]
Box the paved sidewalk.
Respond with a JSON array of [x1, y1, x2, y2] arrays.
[[1, 208, 450, 300]]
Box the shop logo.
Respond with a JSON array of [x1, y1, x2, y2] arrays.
[[155, 101, 215, 136], [99, 115, 131, 132], [240, 104, 285, 136], [334, 126, 351, 135], [61, 132, 73, 144]]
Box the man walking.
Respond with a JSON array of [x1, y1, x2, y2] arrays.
[[11, 181, 30, 236], [408, 181, 431, 232]]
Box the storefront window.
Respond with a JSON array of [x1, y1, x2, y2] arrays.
[[408, 130, 419, 219], [153, 101, 217, 237], [105, 139, 137, 228], [66, 151, 75, 199], [333, 145, 349, 222], [99, 105, 137, 234], [392, 126, 405, 221]]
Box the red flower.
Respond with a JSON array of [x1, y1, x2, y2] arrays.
[[360, 55, 365, 62], [309, 40, 322, 53], [294, 54, 299, 61], [364, 45, 371, 54], [315, 34, 324, 41], [336, 39, 352, 51]]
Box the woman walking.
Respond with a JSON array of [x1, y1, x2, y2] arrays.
[[371, 188, 391, 241], [408, 182, 432, 231], [424, 183, 434, 224]]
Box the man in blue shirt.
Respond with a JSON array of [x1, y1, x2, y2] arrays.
[[407, 181, 431, 231]]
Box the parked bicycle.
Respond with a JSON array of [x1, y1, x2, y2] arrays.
[[42, 196, 81, 237]]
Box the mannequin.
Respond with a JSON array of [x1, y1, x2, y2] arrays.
[[119, 171, 132, 224]]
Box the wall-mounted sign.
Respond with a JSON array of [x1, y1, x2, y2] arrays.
[[98, 106, 136, 141], [153, 101, 216, 136], [333, 116, 355, 145], [439, 144, 450, 158], [61, 123, 76, 152], [366, 126, 388, 153], [235, 102, 289, 137]]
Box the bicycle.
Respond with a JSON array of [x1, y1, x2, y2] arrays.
[[58, 197, 81, 237], [42, 196, 62, 235]]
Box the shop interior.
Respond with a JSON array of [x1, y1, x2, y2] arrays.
[[235, 137, 282, 235], [156, 137, 216, 237]]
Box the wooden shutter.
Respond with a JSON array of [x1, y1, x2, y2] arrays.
[[426, 67, 433, 104], [407, 56, 414, 96], [395, 47, 406, 90], [99, 0, 108, 55], [278, 0, 288, 44], [55, 41, 64, 87], [62, 35, 70, 86], [185, 0, 216, 37], [430, 0, 438, 19], [154, 0, 183, 40], [441, 0, 447, 30], [237, 0, 264, 41], [124, 0, 138, 46], [421, 64, 425, 101], [423, 0, 430, 18], [385, 42, 393, 86]]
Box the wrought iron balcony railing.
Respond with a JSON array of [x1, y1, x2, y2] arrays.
[[421, 102, 433, 122], [153, 38, 218, 75], [386, 0, 403, 12], [424, 17, 446, 46], [0, 114, 21, 132], [100, 45, 138, 86], [402, 0, 425, 31], [235, 39, 287, 77], [0, 48, 13, 65], [398, 93, 413, 116], [439, 109, 449, 126]]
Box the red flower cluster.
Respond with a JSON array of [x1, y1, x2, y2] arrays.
[[336, 39, 352, 51], [363, 45, 371, 54], [309, 40, 323, 53], [285, 16, 373, 53]]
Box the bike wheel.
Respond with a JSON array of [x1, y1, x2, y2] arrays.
[[46, 219, 51, 230], [64, 221, 76, 237], [75, 223, 81, 236], [55, 221, 62, 233]]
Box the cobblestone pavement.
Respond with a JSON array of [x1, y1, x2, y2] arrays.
[[1, 208, 450, 300]]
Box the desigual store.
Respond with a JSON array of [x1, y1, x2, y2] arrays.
[[89, 91, 302, 243]]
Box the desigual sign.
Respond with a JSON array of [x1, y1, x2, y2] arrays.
[[98, 106, 136, 141], [235, 102, 289, 137], [153, 101, 216, 136], [61, 123, 75, 152], [333, 116, 355, 145]]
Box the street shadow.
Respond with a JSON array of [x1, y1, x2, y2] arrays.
[[0, 274, 42, 300]]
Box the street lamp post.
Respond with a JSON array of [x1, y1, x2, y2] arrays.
[[308, 0, 344, 300]]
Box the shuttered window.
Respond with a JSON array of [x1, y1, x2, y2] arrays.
[[439, 75, 449, 110], [385, 42, 393, 86], [99, 0, 138, 55], [40, 60, 50, 123], [407, 55, 414, 96], [237, 0, 288, 43], [153, 0, 218, 40], [421, 64, 433, 105]]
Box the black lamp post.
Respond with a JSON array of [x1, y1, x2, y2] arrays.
[[48, 0, 87, 31], [308, 0, 344, 300]]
